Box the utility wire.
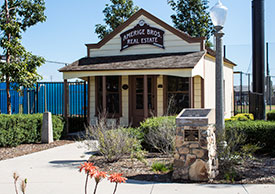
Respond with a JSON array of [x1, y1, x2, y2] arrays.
[[45, 60, 69, 65], [225, 42, 275, 46]]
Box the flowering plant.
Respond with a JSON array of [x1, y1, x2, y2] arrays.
[[78, 162, 127, 194], [108, 173, 127, 194]]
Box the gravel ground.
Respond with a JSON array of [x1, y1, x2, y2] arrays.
[[0, 140, 74, 161]]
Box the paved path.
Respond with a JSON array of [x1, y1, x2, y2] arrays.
[[0, 142, 274, 194]]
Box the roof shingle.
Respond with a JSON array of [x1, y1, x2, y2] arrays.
[[59, 51, 206, 72]]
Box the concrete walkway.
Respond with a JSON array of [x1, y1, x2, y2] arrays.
[[0, 142, 274, 194]]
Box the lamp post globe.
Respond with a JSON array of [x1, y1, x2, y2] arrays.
[[210, 0, 228, 134], [210, 0, 228, 28]]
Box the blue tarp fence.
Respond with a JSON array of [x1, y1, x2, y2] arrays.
[[0, 82, 87, 116]]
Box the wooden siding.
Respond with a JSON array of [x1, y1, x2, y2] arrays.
[[204, 56, 234, 119], [89, 15, 201, 57], [157, 75, 164, 116], [121, 75, 129, 126], [194, 76, 202, 108], [89, 76, 97, 125]]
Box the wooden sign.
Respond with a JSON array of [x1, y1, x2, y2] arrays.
[[120, 20, 165, 51]]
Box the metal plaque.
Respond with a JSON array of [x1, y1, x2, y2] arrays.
[[184, 129, 199, 141]]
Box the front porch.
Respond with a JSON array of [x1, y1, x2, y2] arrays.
[[60, 52, 206, 127], [65, 74, 204, 127]]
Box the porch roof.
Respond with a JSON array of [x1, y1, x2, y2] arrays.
[[59, 51, 205, 72]]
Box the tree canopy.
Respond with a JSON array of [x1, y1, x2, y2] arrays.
[[0, 0, 46, 114], [95, 0, 139, 39], [168, 0, 214, 46]]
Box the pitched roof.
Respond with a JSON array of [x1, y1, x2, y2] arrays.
[[206, 47, 236, 66], [85, 8, 205, 50], [59, 51, 205, 72]]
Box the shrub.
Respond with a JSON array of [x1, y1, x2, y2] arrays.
[[151, 162, 172, 173], [226, 113, 254, 122], [85, 118, 145, 163], [52, 115, 65, 140], [217, 125, 260, 182], [139, 116, 176, 155], [0, 114, 64, 147], [225, 120, 275, 153], [266, 110, 275, 121]]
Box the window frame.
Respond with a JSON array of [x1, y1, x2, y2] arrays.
[[95, 76, 122, 118], [165, 76, 191, 115]]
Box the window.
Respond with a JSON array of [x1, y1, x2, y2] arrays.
[[96, 76, 121, 117], [167, 76, 190, 114]]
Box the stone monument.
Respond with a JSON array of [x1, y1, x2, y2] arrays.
[[172, 109, 218, 181], [42, 112, 53, 143]]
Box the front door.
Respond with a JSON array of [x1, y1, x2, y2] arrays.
[[130, 76, 157, 126]]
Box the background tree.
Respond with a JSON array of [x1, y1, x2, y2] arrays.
[[0, 0, 46, 114], [95, 0, 139, 39], [168, 0, 214, 47]]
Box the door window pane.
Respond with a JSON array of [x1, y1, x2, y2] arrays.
[[136, 78, 143, 93], [136, 94, 143, 109]]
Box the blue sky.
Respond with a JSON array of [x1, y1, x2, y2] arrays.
[[1, 0, 275, 82]]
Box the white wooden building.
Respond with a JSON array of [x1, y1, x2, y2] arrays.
[[59, 9, 235, 126]]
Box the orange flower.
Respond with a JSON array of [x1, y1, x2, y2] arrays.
[[108, 173, 127, 183], [94, 170, 107, 183], [78, 162, 97, 174]]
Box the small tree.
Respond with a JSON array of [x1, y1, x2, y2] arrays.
[[0, 0, 46, 114], [95, 0, 139, 39], [168, 0, 214, 47]]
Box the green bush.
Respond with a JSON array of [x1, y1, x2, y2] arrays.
[[225, 120, 275, 153], [139, 116, 176, 135], [151, 162, 172, 173], [139, 116, 176, 154], [86, 118, 146, 163], [225, 113, 254, 122], [0, 114, 64, 147], [266, 110, 275, 121], [218, 124, 261, 182]]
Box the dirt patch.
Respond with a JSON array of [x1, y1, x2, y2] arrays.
[[88, 153, 275, 184], [0, 140, 74, 161]]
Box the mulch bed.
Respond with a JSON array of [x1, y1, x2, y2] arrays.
[[1, 142, 274, 184], [89, 153, 275, 184], [0, 140, 74, 161], [89, 153, 174, 183]]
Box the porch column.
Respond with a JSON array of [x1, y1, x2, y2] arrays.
[[144, 75, 148, 118], [64, 79, 69, 135], [102, 76, 107, 113]]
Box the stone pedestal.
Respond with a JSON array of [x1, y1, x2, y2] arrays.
[[172, 109, 218, 181], [42, 112, 53, 143]]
